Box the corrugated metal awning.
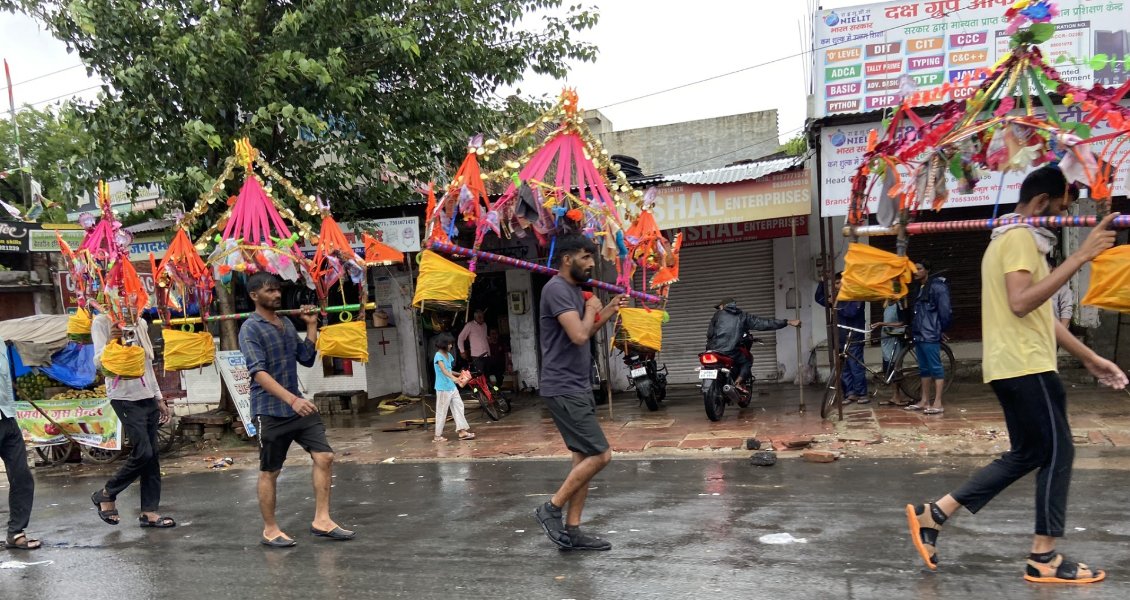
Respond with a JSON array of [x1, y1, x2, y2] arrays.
[[125, 219, 176, 234], [629, 155, 805, 187]]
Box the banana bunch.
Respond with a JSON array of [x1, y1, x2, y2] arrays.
[[49, 388, 106, 401]]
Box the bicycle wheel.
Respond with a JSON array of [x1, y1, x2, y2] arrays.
[[494, 390, 512, 414], [479, 389, 501, 421], [820, 360, 843, 419], [939, 343, 956, 394], [894, 345, 922, 401]]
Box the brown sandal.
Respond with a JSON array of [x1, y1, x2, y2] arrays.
[[459, 432, 476, 440], [4, 532, 41, 550]]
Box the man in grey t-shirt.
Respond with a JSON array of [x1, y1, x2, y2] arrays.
[[534, 235, 626, 552]]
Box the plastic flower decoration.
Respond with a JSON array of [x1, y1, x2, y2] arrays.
[[1005, 1, 1059, 35]]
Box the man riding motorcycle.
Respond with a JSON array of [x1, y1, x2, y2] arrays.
[[706, 297, 800, 392]]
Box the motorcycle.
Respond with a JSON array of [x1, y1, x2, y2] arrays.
[[698, 335, 762, 421], [624, 349, 667, 411]]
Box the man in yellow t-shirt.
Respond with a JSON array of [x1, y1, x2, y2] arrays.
[[903, 166, 1127, 584]]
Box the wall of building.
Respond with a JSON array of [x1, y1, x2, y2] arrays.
[[772, 234, 817, 384], [588, 109, 781, 175], [505, 269, 539, 390]]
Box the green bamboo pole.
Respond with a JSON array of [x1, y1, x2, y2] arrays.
[[165, 302, 376, 326]]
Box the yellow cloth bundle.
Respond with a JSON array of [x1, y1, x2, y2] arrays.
[[162, 329, 216, 371], [317, 321, 369, 363], [837, 243, 917, 302]]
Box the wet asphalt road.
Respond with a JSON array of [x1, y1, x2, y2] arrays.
[[2, 457, 1130, 599]]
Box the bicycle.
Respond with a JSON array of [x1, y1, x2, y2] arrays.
[[462, 370, 510, 421], [820, 324, 955, 419]]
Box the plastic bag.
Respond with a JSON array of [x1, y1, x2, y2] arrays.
[[837, 243, 917, 302], [616, 307, 666, 352], [67, 309, 93, 344], [411, 251, 476, 310], [1081, 246, 1130, 312], [316, 321, 368, 362], [101, 340, 145, 379], [162, 329, 216, 371]]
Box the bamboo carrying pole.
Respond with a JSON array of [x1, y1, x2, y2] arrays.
[[427, 241, 665, 304], [165, 302, 376, 326], [844, 215, 1130, 237]]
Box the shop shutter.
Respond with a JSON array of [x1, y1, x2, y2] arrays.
[[871, 221, 990, 341], [657, 240, 777, 384]]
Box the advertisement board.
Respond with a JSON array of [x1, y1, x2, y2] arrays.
[[813, 0, 1130, 117]]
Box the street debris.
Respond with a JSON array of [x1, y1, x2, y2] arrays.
[[758, 533, 807, 545], [749, 451, 777, 467], [802, 450, 840, 463]]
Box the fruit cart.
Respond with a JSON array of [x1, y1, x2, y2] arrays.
[[0, 315, 121, 466]]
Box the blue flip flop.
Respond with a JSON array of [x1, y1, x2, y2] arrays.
[[310, 526, 355, 540]]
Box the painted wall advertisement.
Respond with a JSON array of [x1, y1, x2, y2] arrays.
[[17, 398, 122, 450], [818, 102, 1130, 216], [214, 350, 257, 437], [813, 0, 1130, 117], [650, 170, 811, 230]]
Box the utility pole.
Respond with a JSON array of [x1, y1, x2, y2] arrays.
[[3, 59, 30, 209]]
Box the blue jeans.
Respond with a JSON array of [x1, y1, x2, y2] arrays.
[[839, 334, 868, 397]]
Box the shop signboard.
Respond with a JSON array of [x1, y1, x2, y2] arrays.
[[813, 0, 1130, 117], [0, 222, 83, 253], [214, 350, 257, 436], [678, 215, 810, 248], [16, 398, 122, 449], [650, 170, 811, 230]]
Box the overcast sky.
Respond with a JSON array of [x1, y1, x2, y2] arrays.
[[1, 1, 862, 145]]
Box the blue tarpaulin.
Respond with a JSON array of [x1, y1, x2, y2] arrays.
[[9, 342, 97, 389]]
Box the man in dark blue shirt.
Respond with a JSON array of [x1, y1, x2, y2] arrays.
[[816, 272, 869, 403], [238, 272, 354, 548]]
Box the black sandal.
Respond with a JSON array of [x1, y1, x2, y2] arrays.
[[139, 516, 176, 528], [91, 490, 120, 525], [905, 504, 942, 570], [1025, 554, 1106, 584], [5, 532, 41, 550]]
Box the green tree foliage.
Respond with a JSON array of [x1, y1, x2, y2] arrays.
[[779, 132, 807, 157], [0, 104, 96, 211], [3, 1, 598, 219]]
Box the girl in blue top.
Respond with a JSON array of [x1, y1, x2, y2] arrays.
[[433, 335, 474, 442]]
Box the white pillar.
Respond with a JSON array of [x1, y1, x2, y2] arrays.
[[389, 274, 422, 396]]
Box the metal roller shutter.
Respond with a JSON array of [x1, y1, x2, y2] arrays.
[[659, 239, 777, 384]]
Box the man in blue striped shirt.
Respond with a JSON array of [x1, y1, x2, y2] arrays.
[[238, 271, 354, 548]]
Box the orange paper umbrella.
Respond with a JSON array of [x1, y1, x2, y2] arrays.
[[309, 215, 364, 302], [362, 233, 404, 266], [651, 233, 683, 289]]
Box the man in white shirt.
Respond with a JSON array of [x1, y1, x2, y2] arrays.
[[458, 309, 491, 374], [90, 314, 176, 529], [0, 335, 39, 549]]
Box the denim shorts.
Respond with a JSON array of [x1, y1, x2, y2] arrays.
[[915, 342, 945, 378]]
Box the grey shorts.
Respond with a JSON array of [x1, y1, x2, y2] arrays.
[[543, 393, 609, 456]]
